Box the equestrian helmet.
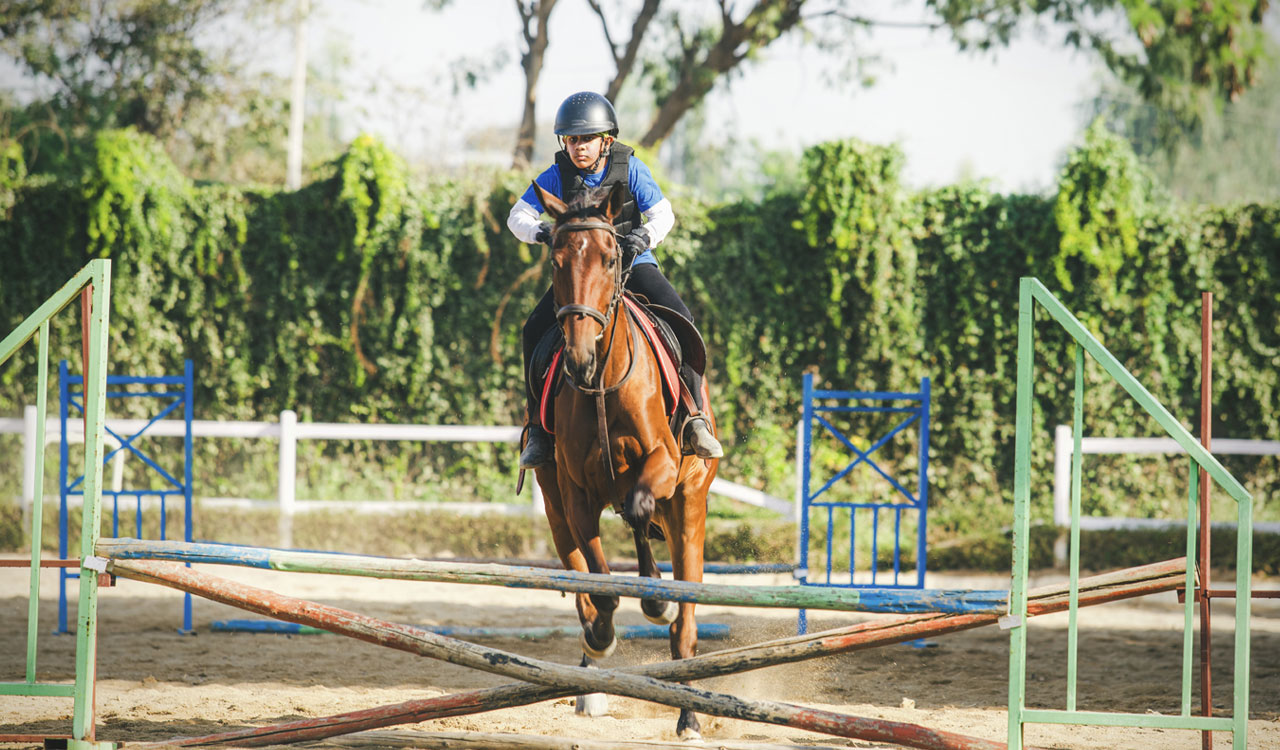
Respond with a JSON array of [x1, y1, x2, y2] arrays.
[[554, 92, 619, 137]]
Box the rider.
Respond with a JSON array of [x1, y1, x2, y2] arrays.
[[507, 91, 724, 470]]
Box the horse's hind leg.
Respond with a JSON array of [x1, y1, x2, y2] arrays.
[[633, 525, 677, 624]]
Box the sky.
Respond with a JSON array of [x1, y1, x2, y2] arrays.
[[302, 0, 1109, 194]]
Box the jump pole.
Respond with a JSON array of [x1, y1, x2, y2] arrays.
[[111, 559, 1015, 750], [210, 620, 731, 640], [283, 729, 868, 749], [97, 538, 1007, 615], [114, 558, 1184, 750]]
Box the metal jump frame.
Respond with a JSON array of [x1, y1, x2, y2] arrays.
[[0, 259, 114, 749], [58, 359, 195, 634], [1007, 277, 1253, 748], [796, 372, 931, 633]]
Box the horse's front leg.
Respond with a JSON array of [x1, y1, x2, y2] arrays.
[[550, 477, 616, 716], [561, 482, 618, 659], [666, 484, 708, 740], [622, 447, 680, 625]]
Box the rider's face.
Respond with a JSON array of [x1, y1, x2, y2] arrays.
[[565, 134, 611, 171]]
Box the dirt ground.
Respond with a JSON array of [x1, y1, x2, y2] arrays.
[[3, 558, 1278, 749]]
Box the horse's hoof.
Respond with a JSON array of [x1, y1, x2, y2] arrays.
[[579, 630, 616, 659], [575, 692, 609, 716], [678, 728, 703, 742], [643, 600, 678, 625]]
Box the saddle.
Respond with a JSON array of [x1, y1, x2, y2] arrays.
[[528, 293, 707, 452]]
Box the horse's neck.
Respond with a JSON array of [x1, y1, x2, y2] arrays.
[[598, 302, 637, 388]]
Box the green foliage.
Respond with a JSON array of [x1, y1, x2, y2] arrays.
[[1083, 36, 1280, 206], [0, 137, 24, 216], [1, 130, 1277, 558], [82, 128, 192, 259], [1052, 120, 1153, 292]]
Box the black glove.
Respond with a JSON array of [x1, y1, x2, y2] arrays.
[[617, 226, 650, 268], [535, 225, 552, 245]]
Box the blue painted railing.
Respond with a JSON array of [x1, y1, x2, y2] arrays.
[[59, 360, 195, 634], [797, 373, 932, 632]]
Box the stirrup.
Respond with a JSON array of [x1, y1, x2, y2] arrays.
[[683, 415, 723, 459], [520, 423, 555, 469]]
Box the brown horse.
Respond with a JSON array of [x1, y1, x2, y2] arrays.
[[529, 180, 718, 739]]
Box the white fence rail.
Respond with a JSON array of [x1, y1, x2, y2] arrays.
[[3, 407, 793, 530], [1051, 425, 1280, 565]]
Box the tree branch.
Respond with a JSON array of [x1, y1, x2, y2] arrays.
[[803, 10, 948, 30], [584, 0, 621, 67], [603, 0, 661, 101]]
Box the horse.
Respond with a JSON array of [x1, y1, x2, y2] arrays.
[[528, 180, 718, 740]]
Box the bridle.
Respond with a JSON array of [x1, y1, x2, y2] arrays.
[[553, 221, 625, 339], [550, 217, 637, 483], [552, 219, 635, 396]]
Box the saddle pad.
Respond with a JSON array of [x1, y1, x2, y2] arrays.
[[622, 296, 680, 415]]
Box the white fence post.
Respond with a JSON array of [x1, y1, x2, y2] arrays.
[[278, 409, 297, 548], [531, 481, 545, 517], [1053, 424, 1072, 568]]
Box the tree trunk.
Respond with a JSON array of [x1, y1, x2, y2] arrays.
[[513, 0, 559, 169]]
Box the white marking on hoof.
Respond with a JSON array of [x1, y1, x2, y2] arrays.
[[678, 728, 703, 742], [643, 600, 678, 625], [579, 630, 616, 659], [575, 692, 609, 716]]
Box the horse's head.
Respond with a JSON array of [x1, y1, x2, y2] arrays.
[[532, 180, 628, 386]]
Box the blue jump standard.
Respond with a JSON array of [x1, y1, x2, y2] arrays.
[[212, 620, 731, 640], [99, 539, 1009, 616]]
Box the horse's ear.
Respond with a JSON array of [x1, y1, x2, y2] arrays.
[[531, 181, 566, 222], [604, 180, 628, 221]]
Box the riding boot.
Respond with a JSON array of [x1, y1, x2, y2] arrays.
[[520, 421, 555, 469], [520, 326, 556, 470], [680, 364, 724, 459]]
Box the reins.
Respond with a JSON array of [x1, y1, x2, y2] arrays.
[[552, 218, 636, 483]]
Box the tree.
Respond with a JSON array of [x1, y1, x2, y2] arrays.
[[513, 0, 560, 168], [577, 0, 1272, 150], [0, 0, 291, 178], [1081, 33, 1280, 205]]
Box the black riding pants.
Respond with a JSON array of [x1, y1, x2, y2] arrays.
[[522, 263, 704, 416]]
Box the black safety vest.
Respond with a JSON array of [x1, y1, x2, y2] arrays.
[[555, 142, 640, 236]]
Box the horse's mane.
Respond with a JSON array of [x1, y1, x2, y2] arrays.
[[558, 187, 612, 223]]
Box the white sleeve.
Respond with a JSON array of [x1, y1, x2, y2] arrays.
[[507, 198, 549, 245], [641, 198, 675, 248]]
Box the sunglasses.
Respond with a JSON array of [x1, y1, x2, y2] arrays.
[[563, 133, 606, 145]]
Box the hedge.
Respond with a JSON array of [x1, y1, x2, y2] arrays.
[[1, 124, 1276, 546]]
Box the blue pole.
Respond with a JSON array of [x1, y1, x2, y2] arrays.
[[182, 359, 194, 633], [916, 376, 931, 588], [797, 372, 814, 634]]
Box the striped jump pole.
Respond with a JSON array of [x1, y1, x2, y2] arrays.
[[114, 558, 1185, 750], [210, 620, 731, 640], [97, 538, 1007, 616], [269, 729, 869, 749]]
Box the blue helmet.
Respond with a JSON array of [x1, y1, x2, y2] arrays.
[[553, 92, 619, 137]]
